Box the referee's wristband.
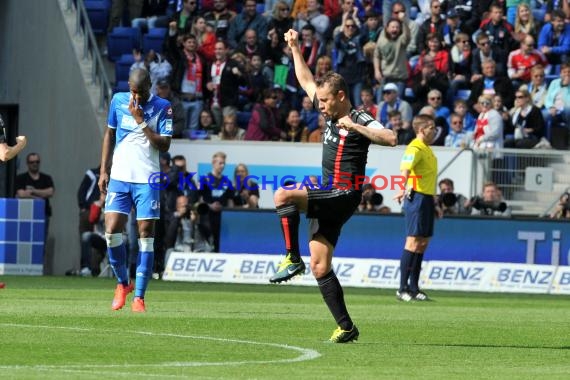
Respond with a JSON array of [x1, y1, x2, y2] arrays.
[[138, 121, 148, 129]]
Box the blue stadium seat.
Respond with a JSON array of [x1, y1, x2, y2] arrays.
[[409, 6, 419, 20], [256, 4, 265, 14], [236, 111, 252, 129], [106, 27, 141, 61], [115, 54, 135, 82], [189, 130, 209, 140], [455, 89, 471, 101], [532, 8, 546, 22], [113, 80, 130, 94], [143, 28, 167, 54], [85, 0, 110, 35]]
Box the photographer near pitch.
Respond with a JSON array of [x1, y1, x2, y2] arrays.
[[165, 195, 213, 254], [436, 178, 471, 216], [467, 181, 511, 217]]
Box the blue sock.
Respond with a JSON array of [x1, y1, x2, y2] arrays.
[[135, 238, 154, 298], [107, 234, 128, 286]]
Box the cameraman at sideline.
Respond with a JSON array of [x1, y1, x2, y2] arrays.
[[550, 192, 570, 219], [436, 178, 471, 216], [165, 195, 213, 253], [468, 182, 511, 217]]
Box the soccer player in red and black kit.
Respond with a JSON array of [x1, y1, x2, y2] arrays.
[[269, 29, 397, 343]]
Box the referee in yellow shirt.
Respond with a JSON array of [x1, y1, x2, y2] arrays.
[[394, 114, 438, 302]]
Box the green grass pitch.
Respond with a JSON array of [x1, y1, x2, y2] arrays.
[[0, 276, 569, 379]]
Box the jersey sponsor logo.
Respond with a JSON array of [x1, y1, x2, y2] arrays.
[[401, 154, 414, 163], [120, 115, 138, 131], [323, 126, 338, 145]]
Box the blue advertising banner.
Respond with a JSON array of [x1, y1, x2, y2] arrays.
[[220, 210, 570, 266]]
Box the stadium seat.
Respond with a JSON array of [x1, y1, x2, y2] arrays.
[[106, 27, 141, 61], [455, 89, 471, 101], [189, 130, 209, 140], [409, 6, 419, 20], [404, 87, 415, 101], [256, 4, 265, 14], [142, 28, 167, 54], [85, 1, 110, 35], [115, 54, 135, 82], [236, 111, 251, 129], [113, 80, 130, 94], [532, 8, 546, 22]]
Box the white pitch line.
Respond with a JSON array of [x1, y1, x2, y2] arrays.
[[0, 323, 321, 371]]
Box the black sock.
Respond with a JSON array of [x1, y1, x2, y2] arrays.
[[317, 270, 353, 330], [276, 204, 300, 262], [399, 249, 414, 292], [410, 253, 424, 294]]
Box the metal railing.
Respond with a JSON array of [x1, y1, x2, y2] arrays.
[[437, 147, 478, 197], [66, 0, 112, 111]]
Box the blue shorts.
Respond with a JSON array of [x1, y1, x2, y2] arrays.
[[105, 179, 160, 220], [403, 190, 435, 237]]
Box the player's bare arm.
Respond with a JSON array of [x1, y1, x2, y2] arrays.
[[285, 29, 317, 101], [129, 96, 171, 152], [0, 136, 27, 162], [99, 127, 115, 194], [338, 116, 397, 146]]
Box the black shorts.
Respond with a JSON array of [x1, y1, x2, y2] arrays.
[[306, 188, 361, 247], [403, 190, 435, 237]]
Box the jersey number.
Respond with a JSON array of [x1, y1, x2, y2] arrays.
[[106, 192, 117, 206]]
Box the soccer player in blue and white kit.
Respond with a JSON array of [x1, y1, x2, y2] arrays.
[[99, 69, 172, 312]]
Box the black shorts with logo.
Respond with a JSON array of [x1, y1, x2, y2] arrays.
[[306, 188, 361, 247]]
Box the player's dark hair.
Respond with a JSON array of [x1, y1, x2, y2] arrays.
[[315, 72, 349, 97], [129, 68, 151, 91]]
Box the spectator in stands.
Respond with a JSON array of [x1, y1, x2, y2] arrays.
[[315, 55, 333, 81], [477, 2, 516, 52], [544, 62, 570, 135], [248, 54, 272, 109], [468, 60, 514, 114], [244, 88, 286, 141], [307, 113, 326, 142], [328, 0, 361, 40], [130, 49, 172, 95], [293, 0, 330, 44], [505, 88, 544, 148], [290, 0, 308, 19], [232, 163, 259, 208], [469, 181, 511, 217], [513, 3, 540, 42], [358, 184, 391, 213], [382, 0, 412, 28], [227, 0, 268, 49], [204, 0, 236, 41], [472, 94, 504, 150], [131, 0, 170, 31], [283, 109, 308, 142], [448, 32, 473, 105], [199, 151, 234, 252], [452, 98, 476, 132], [334, 18, 366, 107], [410, 54, 449, 113], [545, 0, 570, 23], [387, 2, 419, 58], [220, 113, 245, 140], [388, 109, 415, 145], [358, 87, 378, 119], [156, 80, 186, 138], [373, 15, 410, 98], [525, 64, 548, 122], [229, 51, 254, 110], [538, 10, 570, 74], [108, 0, 144, 33], [493, 93, 513, 135], [267, 1, 294, 39], [201, 0, 237, 12], [446, 1, 474, 35], [444, 112, 472, 148], [299, 25, 325, 73], [442, 9, 464, 50], [360, 10, 383, 65], [192, 16, 216, 63], [206, 40, 248, 127], [377, 82, 412, 129], [300, 95, 319, 133], [164, 33, 205, 132], [236, 29, 267, 62], [471, 33, 508, 81], [165, 194, 214, 253], [436, 178, 472, 216], [415, 32, 449, 77], [198, 108, 220, 136], [426, 89, 450, 119], [507, 34, 549, 89], [167, 0, 199, 36], [416, 0, 446, 54], [74, 193, 107, 277]]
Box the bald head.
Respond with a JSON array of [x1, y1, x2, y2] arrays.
[[129, 68, 151, 103]]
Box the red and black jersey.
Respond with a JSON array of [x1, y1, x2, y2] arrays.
[[315, 98, 383, 190]]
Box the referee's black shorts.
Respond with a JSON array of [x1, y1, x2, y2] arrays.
[[306, 188, 361, 247], [403, 190, 435, 238]]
